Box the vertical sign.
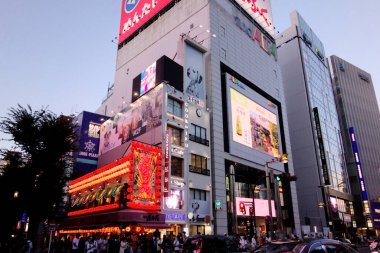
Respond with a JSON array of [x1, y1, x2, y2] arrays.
[[349, 127, 368, 201], [313, 108, 330, 185], [163, 130, 171, 197], [184, 43, 205, 107]]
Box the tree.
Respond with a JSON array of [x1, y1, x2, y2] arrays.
[[0, 105, 77, 252]]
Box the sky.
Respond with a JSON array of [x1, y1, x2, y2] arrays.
[[1, 0, 379, 150]]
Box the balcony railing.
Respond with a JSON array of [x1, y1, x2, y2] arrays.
[[189, 165, 210, 176], [189, 134, 209, 146]]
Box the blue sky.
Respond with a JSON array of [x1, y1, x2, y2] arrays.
[[1, 1, 379, 150]]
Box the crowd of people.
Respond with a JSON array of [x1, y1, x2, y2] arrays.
[[45, 230, 187, 253]]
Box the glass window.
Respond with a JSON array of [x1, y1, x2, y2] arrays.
[[167, 97, 182, 117], [168, 126, 182, 146], [190, 189, 207, 201], [171, 157, 183, 178], [309, 244, 325, 253]]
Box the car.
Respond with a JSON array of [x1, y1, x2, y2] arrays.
[[181, 235, 246, 253], [334, 238, 357, 250], [253, 239, 300, 253], [293, 238, 358, 253]]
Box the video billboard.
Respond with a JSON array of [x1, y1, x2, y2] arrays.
[[119, 0, 174, 45], [226, 73, 282, 162], [140, 62, 156, 96], [235, 197, 276, 217], [99, 84, 163, 155]]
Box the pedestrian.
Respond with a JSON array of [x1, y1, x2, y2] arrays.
[[173, 236, 180, 253], [249, 236, 257, 252], [119, 237, 131, 253], [239, 235, 248, 251], [155, 236, 162, 253], [86, 237, 98, 253], [72, 234, 80, 253]]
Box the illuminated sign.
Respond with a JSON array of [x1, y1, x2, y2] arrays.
[[349, 127, 368, 201], [119, 0, 174, 45], [235, 197, 276, 217], [313, 108, 330, 185], [140, 62, 156, 95], [233, 0, 274, 36], [230, 87, 279, 157], [234, 16, 277, 60], [163, 130, 171, 197], [215, 200, 222, 210], [166, 213, 186, 222]]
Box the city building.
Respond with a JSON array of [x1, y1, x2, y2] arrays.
[[61, 0, 300, 237], [328, 55, 380, 235], [277, 11, 354, 236]]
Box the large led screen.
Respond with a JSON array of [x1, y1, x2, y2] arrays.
[[230, 88, 279, 157], [99, 84, 163, 155], [235, 197, 276, 217], [140, 62, 156, 96]]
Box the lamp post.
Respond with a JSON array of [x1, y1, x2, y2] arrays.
[[265, 153, 288, 239]]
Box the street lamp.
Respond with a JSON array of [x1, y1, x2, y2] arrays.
[[265, 153, 288, 239]]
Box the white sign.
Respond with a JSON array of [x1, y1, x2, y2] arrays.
[[235, 197, 276, 217], [234, 0, 274, 37]]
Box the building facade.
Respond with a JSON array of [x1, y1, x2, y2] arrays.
[[328, 55, 380, 234], [277, 11, 354, 236], [62, 0, 300, 238]]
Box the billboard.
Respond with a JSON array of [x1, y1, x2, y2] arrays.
[[140, 62, 156, 96], [119, 0, 174, 45], [184, 43, 205, 107], [99, 84, 163, 155], [233, 0, 274, 37], [230, 88, 279, 157], [371, 202, 380, 228], [235, 197, 276, 217]]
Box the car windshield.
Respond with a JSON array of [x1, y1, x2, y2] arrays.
[[255, 241, 299, 253]]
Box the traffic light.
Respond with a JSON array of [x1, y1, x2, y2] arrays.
[[282, 172, 297, 182], [249, 206, 254, 216], [275, 175, 281, 181]]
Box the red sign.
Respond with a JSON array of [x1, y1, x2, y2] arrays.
[[119, 0, 174, 45]]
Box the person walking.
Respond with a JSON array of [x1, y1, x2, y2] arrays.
[[173, 236, 180, 253], [72, 234, 80, 253]]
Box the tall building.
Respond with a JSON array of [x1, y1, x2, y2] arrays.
[[277, 11, 353, 236], [328, 55, 380, 233], [61, 0, 300, 237]]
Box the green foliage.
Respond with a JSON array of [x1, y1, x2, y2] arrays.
[[0, 105, 78, 241]]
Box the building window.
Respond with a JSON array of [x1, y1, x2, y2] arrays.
[[189, 124, 209, 146], [168, 126, 182, 146], [171, 157, 183, 178], [189, 154, 209, 176], [190, 189, 207, 201], [168, 97, 182, 117]]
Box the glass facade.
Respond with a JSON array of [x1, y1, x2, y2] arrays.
[[298, 15, 349, 194]]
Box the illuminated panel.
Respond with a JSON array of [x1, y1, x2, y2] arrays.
[[118, 0, 174, 45], [235, 197, 276, 217], [230, 87, 279, 157], [349, 127, 368, 201], [126, 141, 162, 211], [140, 62, 156, 96], [67, 204, 119, 216]]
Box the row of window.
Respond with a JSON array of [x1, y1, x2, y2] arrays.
[[171, 154, 210, 178]]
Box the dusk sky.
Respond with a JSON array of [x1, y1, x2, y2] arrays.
[[1, 0, 379, 150]]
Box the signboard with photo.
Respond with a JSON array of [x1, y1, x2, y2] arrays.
[[99, 85, 163, 155], [230, 87, 279, 157], [235, 197, 276, 217], [184, 43, 205, 107]]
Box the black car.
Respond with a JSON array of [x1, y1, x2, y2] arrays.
[[293, 238, 358, 253], [253, 239, 300, 253], [181, 235, 246, 253]]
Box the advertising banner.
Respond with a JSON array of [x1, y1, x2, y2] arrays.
[[119, 0, 173, 45], [140, 62, 156, 96], [313, 107, 330, 185], [230, 87, 279, 157], [233, 0, 274, 37], [189, 199, 211, 222], [235, 197, 276, 217], [77, 111, 106, 161], [99, 85, 163, 155], [184, 43, 205, 107], [371, 202, 380, 228]]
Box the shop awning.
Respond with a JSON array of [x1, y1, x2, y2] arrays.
[[137, 223, 171, 229]]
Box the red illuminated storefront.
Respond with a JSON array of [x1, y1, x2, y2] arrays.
[[59, 141, 168, 235]]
